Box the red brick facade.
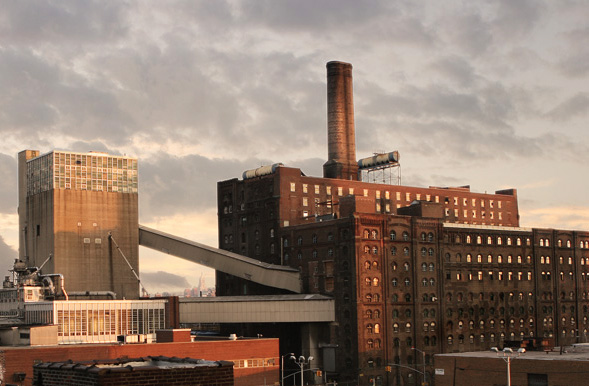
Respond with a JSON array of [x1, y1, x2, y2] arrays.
[[0, 339, 278, 386], [216, 166, 589, 385], [33, 357, 234, 386]]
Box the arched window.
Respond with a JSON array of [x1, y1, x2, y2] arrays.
[[391, 247, 397, 256], [373, 278, 379, 287], [466, 235, 472, 244], [428, 233, 434, 242], [390, 231, 396, 240], [374, 323, 381, 334], [367, 324, 373, 334], [402, 231, 409, 241], [447, 335, 453, 345], [403, 247, 410, 256], [366, 310, 373, 319]]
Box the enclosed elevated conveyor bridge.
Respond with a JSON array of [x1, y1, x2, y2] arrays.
[[138, 225, 302, 294]]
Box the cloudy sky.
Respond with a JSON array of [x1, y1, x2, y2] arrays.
[[1, 0, 587, 294]]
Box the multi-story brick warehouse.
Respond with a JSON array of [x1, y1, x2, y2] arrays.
[[216, 62, 589, 385]]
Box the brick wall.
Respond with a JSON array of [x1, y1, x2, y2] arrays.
[[33, 360, 234, 386], [1, 338, 278, 386]]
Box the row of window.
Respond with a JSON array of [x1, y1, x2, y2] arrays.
[[447, 291, 533, 302], [454, 253, 532, 264], [390, 246, 436, 257], [447, 306, 533, 318], [453, 270, 534, 281], [390, 277, 436, 287], [454, 234, 527, 245], [445, 208, 503, 221], [449, 318, 534, 330], [448, 332, 526, 345]]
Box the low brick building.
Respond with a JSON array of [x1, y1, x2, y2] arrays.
[[0, 338, 278, 386], [434, 347, 589, 386], [33, 356, 234, 386]]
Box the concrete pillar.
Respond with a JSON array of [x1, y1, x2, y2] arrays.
[[323, 61, 358, 180]]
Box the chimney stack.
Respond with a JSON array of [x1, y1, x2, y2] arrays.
[[323, 61, 358, 180]]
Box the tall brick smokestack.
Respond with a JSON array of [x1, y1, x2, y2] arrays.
[[323, 61, 358, 180]]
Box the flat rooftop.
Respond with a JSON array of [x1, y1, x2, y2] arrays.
[[436, 346, 589, 362]]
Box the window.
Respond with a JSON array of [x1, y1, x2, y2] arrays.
[[390, 231, 396, 240], [405, 322, 412, 333], [402, 232, 409, 241], [290, 182, 296, 192]]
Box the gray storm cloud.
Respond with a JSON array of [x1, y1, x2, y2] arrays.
[[0, 0, 588, 287]]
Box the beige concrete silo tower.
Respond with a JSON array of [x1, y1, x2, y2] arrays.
[[18, 150, 140, 299]]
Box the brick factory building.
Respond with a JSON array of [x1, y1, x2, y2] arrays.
[[434, 348, 589, 386], [216, 62, 589, 385]]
